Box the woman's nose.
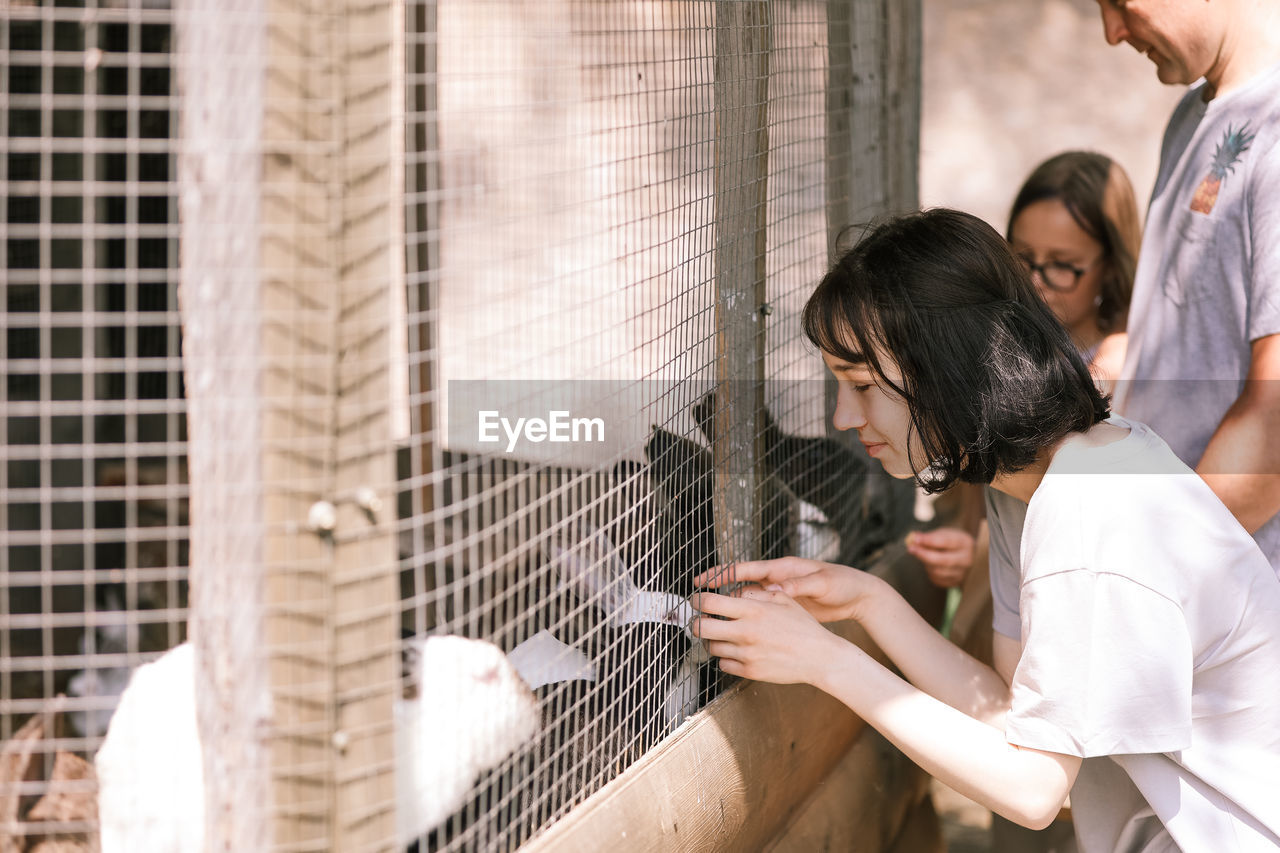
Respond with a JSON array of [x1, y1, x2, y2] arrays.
[[832, 391, 867, 432]]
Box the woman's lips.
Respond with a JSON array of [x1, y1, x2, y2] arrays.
[[861, 441, 887, 458]]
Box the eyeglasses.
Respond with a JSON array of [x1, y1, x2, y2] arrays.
[[1015, 253, 1101, 293]]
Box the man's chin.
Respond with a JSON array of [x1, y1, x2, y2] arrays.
[[1149, 54, 1191, 86]]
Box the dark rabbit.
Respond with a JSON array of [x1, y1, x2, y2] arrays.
[[643, 424, 794, 592], [693, 392, 897, 568]]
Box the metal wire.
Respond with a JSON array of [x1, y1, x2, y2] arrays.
[[1, 3, 185, 849], [2, 1, 902, 849], [2, 0, 187, 729], [398, 2, 892, 850]]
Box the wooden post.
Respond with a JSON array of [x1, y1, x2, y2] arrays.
[[710, 0, 771, 566], [825, 0, 854, 256], [822, 0, 921, 496], [407, 0, 440, 523], [824, 0, 920, 247], [884, 0, 922, 215], [404, 0, 443, 636], [179, 0, 401, 848], [823, 0, 855, 443], [178, 3, 271, 848], [517, 620, 885, 852]]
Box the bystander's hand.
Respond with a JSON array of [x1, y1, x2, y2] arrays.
[[906, 528, 975, 589]]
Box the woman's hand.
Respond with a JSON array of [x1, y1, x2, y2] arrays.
[[906, 528, 975, 589], [694, 557, 881, 624], [690, 588, 847, 685]]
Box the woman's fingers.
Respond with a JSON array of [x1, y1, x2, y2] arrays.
[[689, 593, 756, 644], [692, 557, 815, 589], [771, 573, 829, 602], [736, 587, 791, 604], [689, 591, 752, 618], [690, 589, 794, 643], [701, 640, 739, 660], [717, 657, 745, 677], [691, 565, 734, 588]]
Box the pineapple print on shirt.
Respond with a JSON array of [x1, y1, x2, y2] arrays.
[[1190, 123, 1256, 215]]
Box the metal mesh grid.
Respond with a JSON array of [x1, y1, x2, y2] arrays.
[[399, 1, 907, 850], [2, 0, 914, 849], [1, 0, 185, 753], [2, 0, 185, 845]]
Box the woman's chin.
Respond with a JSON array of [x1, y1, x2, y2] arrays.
[[874, 458, 915, 480]]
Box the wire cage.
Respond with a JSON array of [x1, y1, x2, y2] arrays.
[[2, 0, 187, 847], [1, 0, 921, 850]]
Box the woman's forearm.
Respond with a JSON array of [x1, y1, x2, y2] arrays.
[[815, 641, 1076, 829], [853, 575, 1010, 724]]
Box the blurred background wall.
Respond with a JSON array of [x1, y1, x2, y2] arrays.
[[919, 0, 1185, 230]]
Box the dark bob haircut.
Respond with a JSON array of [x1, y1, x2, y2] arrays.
[[803, 208, 1110, 493]]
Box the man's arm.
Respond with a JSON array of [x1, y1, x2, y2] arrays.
[[1197, 333, 1280, 533]]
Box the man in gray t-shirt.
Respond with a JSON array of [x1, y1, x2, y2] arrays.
[[1097, 2, 1280, 570]]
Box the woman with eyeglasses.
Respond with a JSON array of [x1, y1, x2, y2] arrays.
[[1007, 151, 1141, 390]]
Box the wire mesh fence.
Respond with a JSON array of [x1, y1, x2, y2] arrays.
[[2, 0, 919, 850], [2, 0, 185, 846]]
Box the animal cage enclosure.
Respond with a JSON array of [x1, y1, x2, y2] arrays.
[[1, 0, 922, 850]]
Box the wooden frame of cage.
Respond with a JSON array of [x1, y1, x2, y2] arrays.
[[177, 0, 923, 849], [179, 0, 403, 848]]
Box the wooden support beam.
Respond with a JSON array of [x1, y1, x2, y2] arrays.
[[710, 0, 771, 567], [511, 527, 946, 852], [178, 2, 272, 848], [179, 0, 401, 848]]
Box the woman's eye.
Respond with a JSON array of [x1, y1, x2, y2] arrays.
[[853, 384, 872, 393]]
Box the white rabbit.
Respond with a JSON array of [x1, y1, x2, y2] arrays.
[[95, 642, 203, 853], [96, 633, 580, 850], [395, 634, 541, 843]]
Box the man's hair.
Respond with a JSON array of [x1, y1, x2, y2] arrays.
[[1007, 150, 1141, 334], [802, 208, 1110, 493]]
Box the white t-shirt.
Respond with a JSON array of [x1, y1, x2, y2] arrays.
[[986, 417, 1280, 853]]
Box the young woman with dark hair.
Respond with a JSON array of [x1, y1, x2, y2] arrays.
[[691, 209, 1280, 851], [907, 151, 1141, 586]]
